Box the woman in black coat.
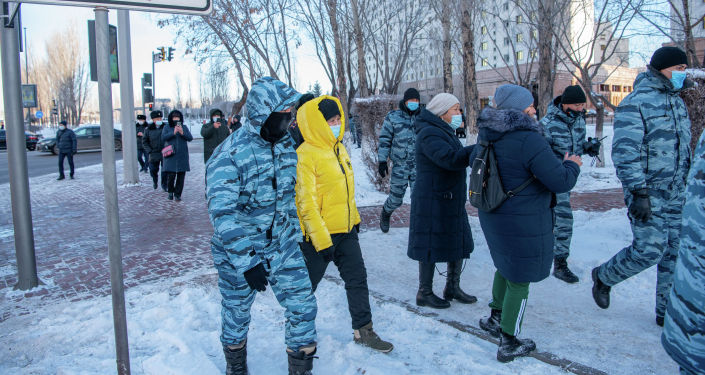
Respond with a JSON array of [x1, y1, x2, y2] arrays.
[[161, 110, 193, 201], [142, 111, 165, 190], [474, 84, 581, 363], [408, 93, 476, 309]]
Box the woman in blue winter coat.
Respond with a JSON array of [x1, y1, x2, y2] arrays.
[[474, 84, 582, 363], [408, 93, 477, 309], [161, 110, 193, 201]]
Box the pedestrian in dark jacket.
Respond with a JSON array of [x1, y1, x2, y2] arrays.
[[408, 93, 477, 310], [56, 120, 77, 180], [135, 114, 149, 172], [143, 110, 165, 190], [474, 84, 581, 363], [228, 114, 242, 133], [161, 110, 193, 201], [201, 108, 230, 163]]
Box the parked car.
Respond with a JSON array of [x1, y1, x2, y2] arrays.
[[37, 125, 122, 154], [0, 130, 41, 151]]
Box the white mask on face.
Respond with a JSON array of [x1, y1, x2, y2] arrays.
[[155, 120, 163, 126], [138, 120, 145, 125], [59, 125, 66, 130]]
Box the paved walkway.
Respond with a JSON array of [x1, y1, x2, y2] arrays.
[[0, 155, 624, 322]]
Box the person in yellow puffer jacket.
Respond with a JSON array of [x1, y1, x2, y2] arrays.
[[295, 96, 394, 353]]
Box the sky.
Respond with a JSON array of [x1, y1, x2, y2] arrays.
[[0, 2, 329, 114]]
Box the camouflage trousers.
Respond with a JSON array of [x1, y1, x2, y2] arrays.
[[212, 239, 317, 350], [552, 192, 573, 259], [383, 164, 415, 214], [597, 188, 686, 317]]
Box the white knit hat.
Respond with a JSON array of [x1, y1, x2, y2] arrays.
[[426, 93, 460, 116]]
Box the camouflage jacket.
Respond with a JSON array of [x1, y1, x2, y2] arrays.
[[612, 66, 692, 192], [541, 95, 589, 159], [205, 77, 302, 274], [378, 101, 419, 167]]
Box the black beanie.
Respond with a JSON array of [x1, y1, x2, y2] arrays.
[[650, 47, 687, 71], [318, 99, 340, 121], [136, 114, 146, 120], [402, 88, 420, 102], [150, 110, 163, 119], [561, 85, 587, 104]]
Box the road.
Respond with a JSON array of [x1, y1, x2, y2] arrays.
[[0, 141, 203, 185]]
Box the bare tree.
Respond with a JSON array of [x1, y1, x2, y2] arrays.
[[431, 0, 455, 93], [327, 0, 349, 116], [174, 75, 183, 110], [296, 0, 338, 93], [457, 0, 481, 135], [350, 0, 370, 97]]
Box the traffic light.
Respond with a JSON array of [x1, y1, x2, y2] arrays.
[[160, 47, 166, 62], [167, 47, 175, 62], [149, 103, 153, 111], [143, 88, 153, 104]]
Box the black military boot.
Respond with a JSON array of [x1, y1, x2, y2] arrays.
[[223, 341, 249, 375], [380, 208, 392, 233], [497, 331, 536, 363], [443, 261, 478, 304], [287, 346, 317, 375], [591, 267, 611, 309], [479, 309, 502, 338], [416, 262, 450, 309], [553, 256, 579, 284]]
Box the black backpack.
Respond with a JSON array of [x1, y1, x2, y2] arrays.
[[469, 139, 535, 212]]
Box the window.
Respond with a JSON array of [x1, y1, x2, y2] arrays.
[[517, 33, 524, 42], [516, 15, 523, 24], [481, 26, 488, 35], [530, 49, 537, 58], [530, 11, 537, 20], [516, 51, 524, 60], [612, 85, 621, 92], [480, 98, 491, 108], [74, 128, 88, 136], [504, 37, 510, 45], [88, 127, 101, 136], [482, 59, 489, 66], [504, 20, 510, 28], [482, 42, 488, 50], [504, 2, 509, 10], [531, 29, 538, 39], [625, 86, 632, 92], [482, 11, 487, 18], [599, 84, 610, 92], [504, 54, 510, 61]]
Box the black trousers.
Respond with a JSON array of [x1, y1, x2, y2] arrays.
[[165, 171, 185, 197], [148, 160, 161, 186], [300, 229, 372, 330], [137, 148, 148, 170], [58, 152, 75, 177]]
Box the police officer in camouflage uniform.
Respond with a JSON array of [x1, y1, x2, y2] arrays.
[[541, 85, 601, 283], [377, 88, 421, 233], [591, 47, 692, 326], [205, 77, 318, 375], [661, 130, 705, 375]]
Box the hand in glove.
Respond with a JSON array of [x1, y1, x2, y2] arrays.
[[378, 161, 388, 178], [318, 246, 334, 263], [243, 263, 269, 292], [629, 189, 651, 222]]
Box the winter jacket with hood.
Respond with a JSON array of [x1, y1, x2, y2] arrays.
[[378, 100, 420, 169], [612, 65, 692, 192], [161, 110, 193, 173], [540, 95, 589, 159], [142, 122, 164, 162], [295, 96, 361, 251], [56, 128, 77, 153], [407, 109, 474, 264], [205, 77, 302, 275], [473, 107, 580, 283], [201, 108, 230, 163]]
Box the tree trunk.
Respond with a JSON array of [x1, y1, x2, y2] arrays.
[[350, 0, 369, 97], [537, 0, 555, 117], [327, 0, 349, 117], [681, 0, 701, 68], [441, 3, 453, 93], [460, 1, 479, 136]]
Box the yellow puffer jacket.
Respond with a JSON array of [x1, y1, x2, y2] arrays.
[[295, 96, 361, 251]]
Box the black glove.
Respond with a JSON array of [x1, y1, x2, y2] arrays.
[[585, 137, 601, 157], [243, 263, 269, 292], [318, 247, 334, 262], [629, 189, 651, 222], [378, 161, 388, 178]]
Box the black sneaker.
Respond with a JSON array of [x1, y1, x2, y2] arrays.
[[497, 331, 536, 363], [175, 196, 182, 202], [57, 176, 65, 181], [380, 208, 392, 233], [591, 267, 611, 309], [168, 193, 174, 200]]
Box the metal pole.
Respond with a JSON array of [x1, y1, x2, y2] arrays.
[[2, 2, 39, 291], [94, 7, 131, 375], [117, 9, 138, 184], [151, 52, 155, 103], [22, 26, 26, 84]]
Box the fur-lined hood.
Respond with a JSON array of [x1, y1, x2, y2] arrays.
[[477, 107, 542, 139]]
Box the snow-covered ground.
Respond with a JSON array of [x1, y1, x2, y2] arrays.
[[0, 209, 678, 374]]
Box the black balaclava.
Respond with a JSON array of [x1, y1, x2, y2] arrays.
[[261, 111, 293, 143]]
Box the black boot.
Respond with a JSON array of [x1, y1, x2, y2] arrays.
[[168, 192, 174, 200], [380, 208, 392, 233], [57, 175, 65, 181], [591, 267, 611, 309], [223, 342, 249, 375], [553, 257, 579, 283], [479, 309, 502, 338], [416, 262, 450, 309], [656, 315, 664, 327], [443, 261, 477, 304], [287, 347, 316, 375], [497, 331, 536, 363]]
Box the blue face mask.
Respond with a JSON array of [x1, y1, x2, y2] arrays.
[[330, 125, 341, 138], [449, 114, 463, 130], [406, 101, 419, 111], [670, 71, 686, 90]]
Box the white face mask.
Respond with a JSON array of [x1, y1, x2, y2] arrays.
[[155, 121, 163, 126], [59, 125, 66, 130], [212, 117, 220, 122], [138, 120, 145, 125]]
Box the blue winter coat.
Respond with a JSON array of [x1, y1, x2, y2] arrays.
[[474, 108, 580, 283], [56, 128, 77, 153], [161, 116, 193, 173], [407, 109, 474, 263]]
